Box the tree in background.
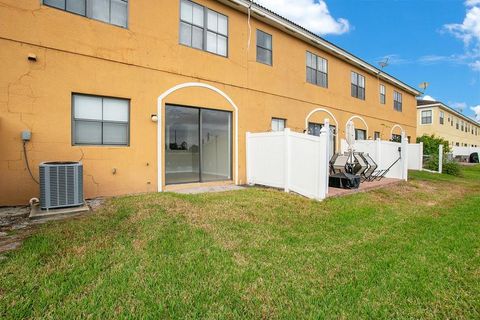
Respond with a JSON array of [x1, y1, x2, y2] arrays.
[[416, 134, 450, 155], [416, 134, 460, 176]]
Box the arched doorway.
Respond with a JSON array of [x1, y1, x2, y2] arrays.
[[305, 107, 339, 157], [345, 115, 369, 140], [390, 124, 405, 142], [157, 82, 239, 192]]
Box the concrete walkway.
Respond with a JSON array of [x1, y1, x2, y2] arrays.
[[173, 185, 246, 195], [327, 178, 402, 198]]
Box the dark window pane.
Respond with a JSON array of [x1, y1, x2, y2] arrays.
[[192, 25, 203, 49], [44, 0, 66, 9], [111, 0, 127, 27], [75, 121, 102, 144], [257, 47, 272, 65], [90, 0, 110, 23], [103, 122, 128, 145], [66, 0, 85, 15], [180, 22, 192, 46]]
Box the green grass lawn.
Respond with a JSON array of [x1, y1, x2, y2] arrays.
[[1, 166, 480, 319]]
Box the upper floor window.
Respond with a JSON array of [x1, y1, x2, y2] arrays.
[[306, 52, 328, 88], [461, 121, 465, 131], [374, 131, 381, 140], [180, 0, 228, 57], [256, 30, 272, 66], [72, 93, 130, 146], [351, 72, 365, 100], [456, 119, 459, 130], [271, 118, 286, 131], [439, 111, 444, 125], [379, 84, 386, 104], [393, 91, 402, 112], [421, 110, 432, 124], [43, 0, 128, 28]]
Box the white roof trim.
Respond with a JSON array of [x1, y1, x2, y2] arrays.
[[220, 0, 421, 96]]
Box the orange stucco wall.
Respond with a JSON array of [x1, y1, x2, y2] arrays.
[[0, 0, 418, 205]]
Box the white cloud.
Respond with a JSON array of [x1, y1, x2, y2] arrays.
[[471, 105, 480, 120], [444, 5, 480, 46], [421, 95, 436, 101], [451, 102, 468, 111], [470, 60, 480, 70], [444, 1, 480, 71], [466, 0, 480, 7], [254, 0, 350, 35]]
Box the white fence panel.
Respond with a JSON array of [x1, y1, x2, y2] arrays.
[[452, 146, 480, 157], [407, 143, 423, 170], [246, 128, 329, 200], [246, 131, 286, 189]]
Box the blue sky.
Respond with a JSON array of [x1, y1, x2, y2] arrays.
[[255, 0, 480, 120]]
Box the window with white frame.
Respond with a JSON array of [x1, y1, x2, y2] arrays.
[[43, 0, 128, 28], [421, 110, 432, 124], [256, 30, 272, 66], [393, 91, 402, 112], [72, 94, 129, 145], [306, 52, 328, 88], [180, 0, 228, 57], [379, 84, 386, 104], [271, 118, 286, 132], [439, 111, 444, 125], [351, 72, 365, 100], [374, 131, 381, 140]]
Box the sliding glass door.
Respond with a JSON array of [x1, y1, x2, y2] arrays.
[[165, 105, 232, 185]]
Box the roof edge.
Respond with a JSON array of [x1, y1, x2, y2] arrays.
[[220, 0, 422, 96], [417, 102, 480, 126]]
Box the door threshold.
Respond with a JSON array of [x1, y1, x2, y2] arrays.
[[164, 180, 234, 192]]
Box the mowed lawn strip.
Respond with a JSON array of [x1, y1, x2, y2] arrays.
[[1, 166, 479, 319]]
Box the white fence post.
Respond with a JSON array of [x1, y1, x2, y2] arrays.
[[438, 144, 443, 174], [401, 133, 408, 181], [323, 120, 330, 195], [419, 142, 424, 171], [246, 132, 252, 185], [318, 127, 329, 200], [284, 128, 291, 192]]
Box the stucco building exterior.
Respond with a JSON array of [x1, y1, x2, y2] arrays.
[[0, 0, 420, 205], [417, 100, 480, 147]]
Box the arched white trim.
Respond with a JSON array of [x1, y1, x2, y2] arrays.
[[345, 115, 369, 138], [305, 107, 339, 151], [157, 82, 239, 192], [390, 124, 405, 136]]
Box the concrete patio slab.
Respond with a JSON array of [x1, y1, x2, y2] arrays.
[[327, 178, 403, 198], [173, 185, 246, 195]]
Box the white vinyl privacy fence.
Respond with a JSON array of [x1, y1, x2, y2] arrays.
[[407, 142, 423, 171], [246, 128, 329, 200], [340, 135, 409, 180]]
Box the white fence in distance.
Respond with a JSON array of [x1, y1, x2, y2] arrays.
[[452, 146, 480, 157], [246, 128, 329, 200], [340, 136, 409, 180]]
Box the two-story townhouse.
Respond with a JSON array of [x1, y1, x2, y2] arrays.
[[0, 0, 420, 205], [417, 100, 480, 147]]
